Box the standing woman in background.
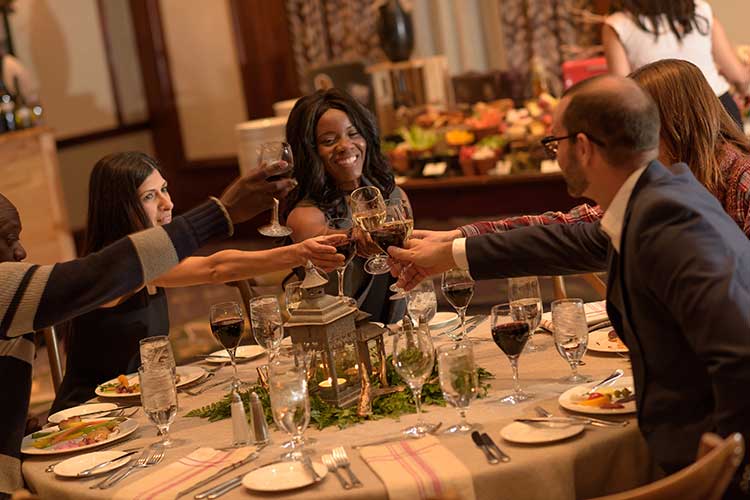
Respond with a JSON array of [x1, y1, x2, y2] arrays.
[[283, 88, 408, 324], [603, 0, 749, 126]]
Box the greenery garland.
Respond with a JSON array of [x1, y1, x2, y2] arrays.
[[186, 356, 493, 430]]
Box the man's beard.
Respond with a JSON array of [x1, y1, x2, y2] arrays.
[[563, 149, 589, 197]]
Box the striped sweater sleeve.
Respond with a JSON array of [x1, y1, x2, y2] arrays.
[[0, 199, 229, 339]]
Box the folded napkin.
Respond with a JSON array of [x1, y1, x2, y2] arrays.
[[359, 435, 476, 500], [113, 446, 254, 500], [539, 300, 608, 333]]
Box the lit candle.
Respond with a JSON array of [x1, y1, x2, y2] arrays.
[[318, 377, 346, 388]]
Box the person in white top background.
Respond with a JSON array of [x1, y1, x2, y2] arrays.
[[602, 0, 750, 126]]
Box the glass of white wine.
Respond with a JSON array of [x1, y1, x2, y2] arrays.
[[138, 365, 179, 447], [349, 186, 389, 275], [269, 363, 311, 459], [392, 322, 437, 437], [437, 340, 478, 433], [508, 277, 544, 352]]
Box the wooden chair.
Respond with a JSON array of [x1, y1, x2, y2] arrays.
[[41, 326, 63, 393], [588, 433, 745, 500], [551, 273, 607, 301]]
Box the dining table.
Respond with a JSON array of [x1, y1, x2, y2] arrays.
[[23, 317, 654, 500]]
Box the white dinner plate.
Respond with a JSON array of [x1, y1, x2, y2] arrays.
[[22, 418, 138, 456], [395, 312, 458, 330], [587, 328, 629, 353], [242, 461, 327, 492], [205, 345, 266, 363], [48, 403, 119, 425], [500, 421, 585, 444], [53, 450, 132, 477], [558, 376, 637, 415], [95, 366, 206, 397]]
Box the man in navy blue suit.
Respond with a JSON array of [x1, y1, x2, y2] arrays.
[[390, 75, 750, 497]]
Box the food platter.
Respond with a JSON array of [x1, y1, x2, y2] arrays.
[[21, 418, 138, 456], [558, 376, 637, 415], [95, 366, 205, 398]]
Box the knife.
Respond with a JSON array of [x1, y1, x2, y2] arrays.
[[194, 459, 286, 499], [464, 316, 487, 335], [471, 431, 498, 465], [302, 455, 322, 482], [521, 416, 628, 427], [480, 432, 510, 463], [175, 452, 259, 499], [77, 450, 140, 477], [438, 315, 482, 337], [60, 404, 140, 420]]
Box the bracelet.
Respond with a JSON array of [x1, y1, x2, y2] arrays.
[[209, 196, 235, 237]]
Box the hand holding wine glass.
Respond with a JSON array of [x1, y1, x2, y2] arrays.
[[441, 269, 475, 341], [350, 186, 389, 275], [209, 301, 245, 391], [491, 303, 533, 405], [326, 217, 357, 306], [551, 298, 592, 383], [392, 322, 437, 437], [257, 141, 295, 237]]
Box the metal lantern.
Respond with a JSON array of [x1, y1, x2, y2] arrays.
[[284, 263, 361, 408]]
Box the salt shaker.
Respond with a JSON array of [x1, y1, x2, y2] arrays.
[[231, 391, 252, 447], [249, 391, 270, 445]]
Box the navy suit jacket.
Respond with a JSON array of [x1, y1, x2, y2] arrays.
[[466, 161, 750, 477]]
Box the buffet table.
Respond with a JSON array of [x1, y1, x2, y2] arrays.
[[23, 322, 653, 500]]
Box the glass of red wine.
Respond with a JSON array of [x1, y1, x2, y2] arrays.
[[441, 269, 475, 341], [350, 186, 389, 275], [326, 217, 357, 307], [491, 303, 534, 404], [257, 141, 294, 237], [209, 301, 245, 391]]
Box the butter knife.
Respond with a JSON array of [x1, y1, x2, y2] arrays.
[[438, 315, 482, 337], [77, 450, 139, 477], [464, 316, 487, 334], [471, 431, 498, 465], [175, 452, 258, 499], [302, 455, 322, 482], [481, 432, 510, 463]]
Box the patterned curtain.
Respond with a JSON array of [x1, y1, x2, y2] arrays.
[[286, 0, 383, 93], [499, 0, 601, 99]]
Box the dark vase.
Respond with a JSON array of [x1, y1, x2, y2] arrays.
[[377, 0, 414, 62]]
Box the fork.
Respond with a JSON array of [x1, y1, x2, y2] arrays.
[[332, 446, 363, 487], [96, 445, 165, 489], [322, 454, 351, 489]]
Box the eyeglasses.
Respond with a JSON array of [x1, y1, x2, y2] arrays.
[[540, 133, 605, 159]]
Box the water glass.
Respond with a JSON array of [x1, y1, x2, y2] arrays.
[[437, 341, 477, 433], [441, 269, 475, 341], [139, 336, 176, 374], [508, 277, 544, 352], [249, 295, 284, 358], [551, 298, 591, 383], [490, 303, 533, 404], [392, 321, 437, 437], [269, 364, 311, 459], [406, 279, 437, 323], [284, 280, 303, 315], [139, 365, 178, 447]]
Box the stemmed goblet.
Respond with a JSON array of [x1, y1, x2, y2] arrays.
[[437, 341, 478, 433], [508, 277, 544, 352], [209, 301, 245, 391], [491, 303, 534, 405], [326, 217, 357, 306], [138, 365, 179, 447], [406, 279, 437, 323], [349, 186, 389, 275], [284, 280, 303, 316], [249, 295, 285, 359], [269, 360, 311, 460], [385, 199, 415, 301], [551, 298, 592, 383], [257, 141, 294, 237], [441, 269, 475, 341], [392, 321, 437, 437]]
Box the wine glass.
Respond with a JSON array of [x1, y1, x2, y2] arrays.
[[551, 298, 592, 383], [325, 217, 357, 307], [491, 303, 534, 404], [138, 365, 179, 447], [386, 199, 414, 300], [508, 277, 544, 352], [392, 321, 437, 437], [349, 186, 388, 275], [209, 302, 245, 391], [284, 280, 303, 316], [249, 295, 284, 359], [270, 344, 318, 448], [269, 363, 311, 460], [139, 336, 176, 376], [406, 279, 437, 323], [441, 269, 475, 341], [437, 341, 478, 433], [257, 141, 294, 237]]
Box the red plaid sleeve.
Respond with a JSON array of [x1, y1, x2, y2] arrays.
[[459, 203, 604, 237]]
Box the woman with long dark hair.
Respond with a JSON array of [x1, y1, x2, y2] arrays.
[[283, 88, 407, 323], [603, 0, 749, 125], [51, 152, 344, 412]]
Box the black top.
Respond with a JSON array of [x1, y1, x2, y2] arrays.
[[51, 287, 169, 413]]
